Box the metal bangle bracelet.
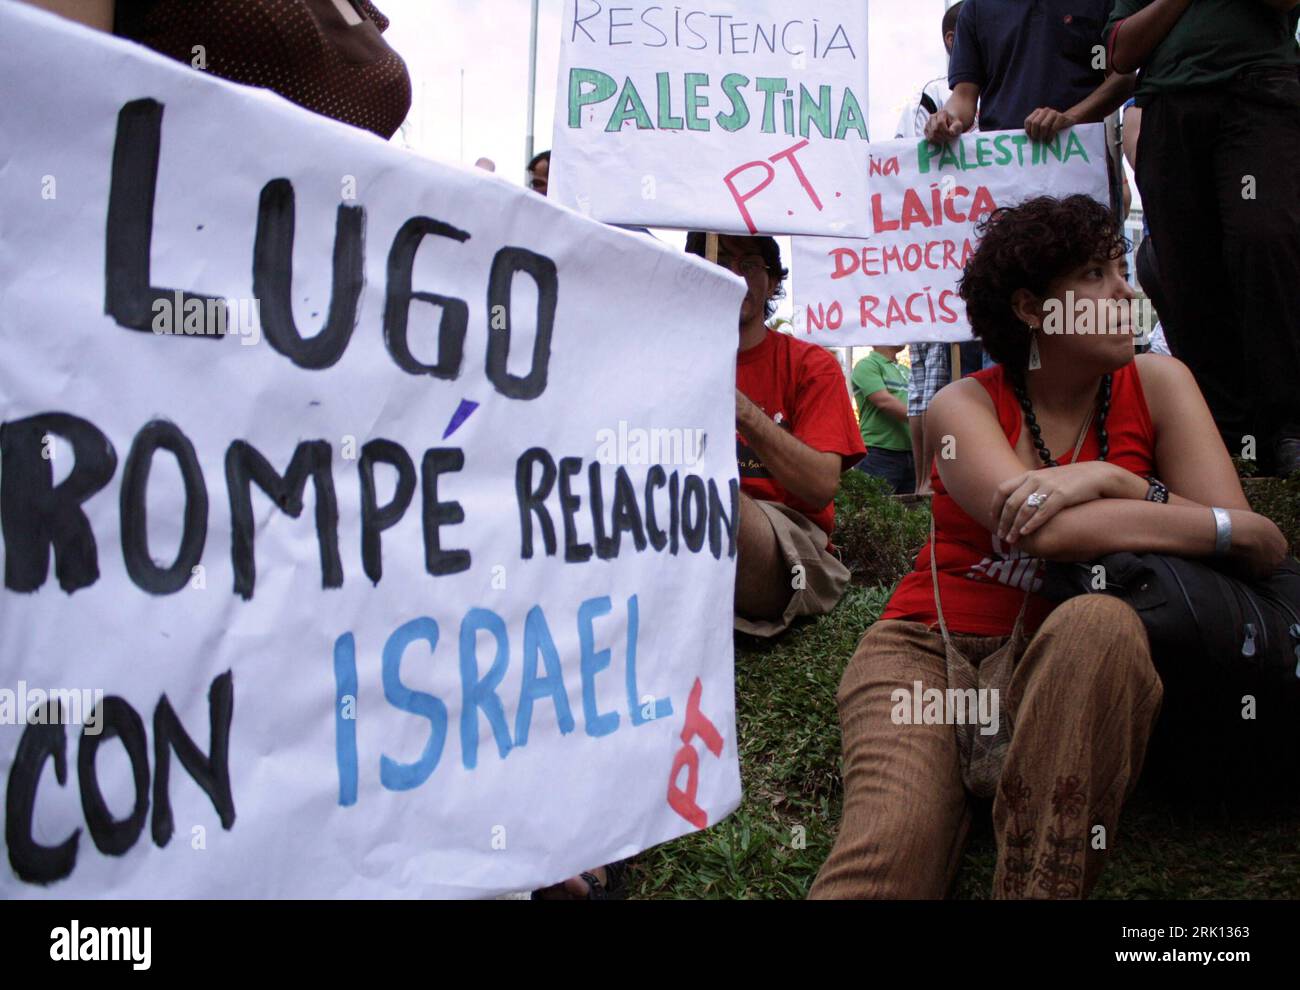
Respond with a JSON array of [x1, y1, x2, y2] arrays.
[[1211, 507, 1232, 556]]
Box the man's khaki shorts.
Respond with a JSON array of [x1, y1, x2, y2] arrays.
[[734, 499, 852, 639]]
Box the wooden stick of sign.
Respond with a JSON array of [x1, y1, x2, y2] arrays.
[[949, 341, 962, 380], [705, 232, 718, 265]]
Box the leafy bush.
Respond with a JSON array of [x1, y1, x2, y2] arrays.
[[831, 469, 930, 587]]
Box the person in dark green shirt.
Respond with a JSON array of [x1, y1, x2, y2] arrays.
[[1106, 0, 1300, 477], [851, 346, 916, 494], [1109, 0, 1299, 98]]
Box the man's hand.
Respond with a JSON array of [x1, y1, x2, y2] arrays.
[[924, 108, 965, 144], [735, 388, 764, 434], [928, 83, 980, 143], [1024, 107, 1077, 143]]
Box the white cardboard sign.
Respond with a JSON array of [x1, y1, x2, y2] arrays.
[[791, 124, 1110, 345], [549, 0, 872, 236], [0, 4, 743, 899]]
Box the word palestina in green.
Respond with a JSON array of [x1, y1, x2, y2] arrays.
[[568, 69, 868, 142]]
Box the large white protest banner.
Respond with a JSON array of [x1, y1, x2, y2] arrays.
[[0, 3, 743, 898], [549, 0, 871, 236], [791, 125, 1110, 346]]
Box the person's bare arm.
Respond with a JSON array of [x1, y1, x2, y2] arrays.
[[1014, 500, 1284, 582], [994, 356, 1252, 538], [909, 416, 930, 493], [1069, 70, 1138, 122], [927, 379, 1286, 579], [1122, 104, 1142, 170], [1109, 0, 1193, 74], [1024, 72, 1137, 141], [19, 0, 114, 30], [925, 83, 980, 143], [866, 389, 908, 424], [736, 390, 841, 509]]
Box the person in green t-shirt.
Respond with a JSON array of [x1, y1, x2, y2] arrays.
[[1106, 0, 1300, 478], [851, 346, 916, 494]]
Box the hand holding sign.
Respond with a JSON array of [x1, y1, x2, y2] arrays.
[[925, 109, 966, 144]]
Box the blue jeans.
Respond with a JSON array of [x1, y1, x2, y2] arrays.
[[855, 447, 915, 494]]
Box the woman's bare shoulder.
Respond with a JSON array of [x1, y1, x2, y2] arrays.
[[1134, 351, 1196, 393], [928, 374, 997, 422]]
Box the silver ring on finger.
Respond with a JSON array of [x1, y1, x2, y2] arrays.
[[1026, 491, 1049, 509]]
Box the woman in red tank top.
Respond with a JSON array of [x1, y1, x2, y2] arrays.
[[812, 195, 1285, 901]]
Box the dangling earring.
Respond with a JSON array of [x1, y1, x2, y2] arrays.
[[1027, 324, 1042, 371]]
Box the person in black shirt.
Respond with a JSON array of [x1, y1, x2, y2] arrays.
[[926, 0, 1135, 143]]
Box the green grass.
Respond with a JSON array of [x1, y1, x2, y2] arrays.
[[627, 471, 1300, 899], [628, 584, 890, 899]]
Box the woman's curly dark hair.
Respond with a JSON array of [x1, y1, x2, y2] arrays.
[[958, 195, 1128, 373], [685, 232, 790, 319]]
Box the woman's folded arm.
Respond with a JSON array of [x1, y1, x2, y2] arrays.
[[1018, 499, 1286, 581], [928, 374, 1287, 581]]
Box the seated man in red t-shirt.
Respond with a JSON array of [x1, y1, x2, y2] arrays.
[[686, 233, 866, 637]]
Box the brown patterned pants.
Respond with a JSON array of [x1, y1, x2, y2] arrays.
[[810, 596, 1161, 899]]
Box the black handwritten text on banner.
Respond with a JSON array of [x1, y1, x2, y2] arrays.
[[0, 4, 743, 898]]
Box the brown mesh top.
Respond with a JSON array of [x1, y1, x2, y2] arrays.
[[115, 0, 412, 139]]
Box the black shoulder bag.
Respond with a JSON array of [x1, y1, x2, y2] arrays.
[[1009, 370, 1299, 790], [1040, 553, 1300, 790], [1041, 553, 1300, 685]]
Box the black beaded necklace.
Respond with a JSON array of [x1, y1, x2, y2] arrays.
[[1011, 372, 1112, 467]]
